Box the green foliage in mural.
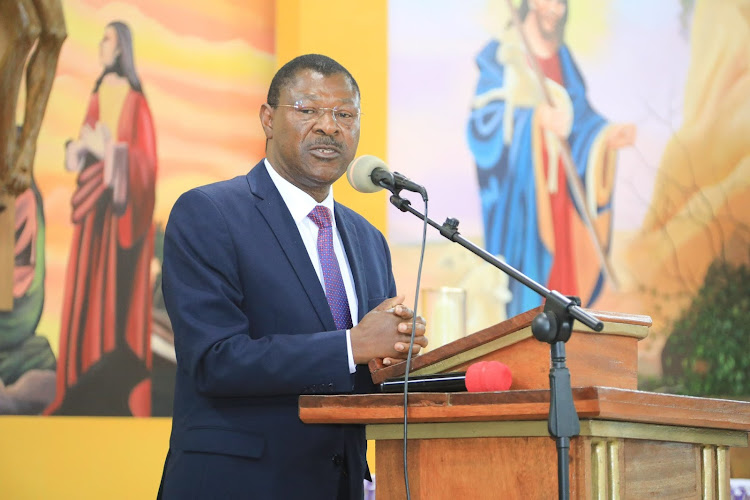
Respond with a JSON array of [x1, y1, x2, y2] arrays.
[[660, 259, 750, 397]]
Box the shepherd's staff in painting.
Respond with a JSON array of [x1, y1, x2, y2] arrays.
[[498, 0, 621, 290]]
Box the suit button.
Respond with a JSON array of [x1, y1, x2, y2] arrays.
[[332, 454, 344, 466], [328, 383, 334, 391]]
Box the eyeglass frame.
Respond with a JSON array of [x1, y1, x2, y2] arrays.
[[269, 100, 362, 128]]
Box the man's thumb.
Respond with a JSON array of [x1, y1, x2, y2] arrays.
[[374, 295, 404, 311]]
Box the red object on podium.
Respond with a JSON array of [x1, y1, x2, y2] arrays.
[[300, 307, 750, 499]]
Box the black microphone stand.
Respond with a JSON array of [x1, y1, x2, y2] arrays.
[[389, 193, 603, 500]]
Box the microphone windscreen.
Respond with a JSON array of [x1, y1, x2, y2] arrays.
[[346, 155, 389, 193], [465, 361, 512, 392]]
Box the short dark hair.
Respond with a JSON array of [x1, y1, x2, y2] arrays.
[[266, 54, 360, 106]]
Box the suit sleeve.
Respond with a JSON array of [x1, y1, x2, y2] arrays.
[[382, 231, 397, 299], [162, 189, 354, 398]]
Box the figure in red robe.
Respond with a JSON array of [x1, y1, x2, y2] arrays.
[[46, 21, 157, 416]]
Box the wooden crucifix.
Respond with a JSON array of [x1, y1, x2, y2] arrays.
[[0, 0, 66, 311]]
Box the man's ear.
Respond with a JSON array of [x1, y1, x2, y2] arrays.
[[259, 103, 274, 139]]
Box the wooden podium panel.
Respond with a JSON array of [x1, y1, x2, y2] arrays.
[[370, 430, 733, 499], [368, 308, 652, 390], [299, 389, 750, 499], [374, 435, 569, 499]]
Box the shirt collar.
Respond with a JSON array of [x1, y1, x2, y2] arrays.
[[264, 158, 336, 226]]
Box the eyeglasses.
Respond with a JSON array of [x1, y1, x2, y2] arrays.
[[272, 100, 361, 128]]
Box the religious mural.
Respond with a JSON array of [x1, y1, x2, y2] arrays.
[[388, 0, 749, 396], [1, 0, 746, 421], [0, 0, 274, 416], [0, 0, 65, 415], [467, 0, 636, 318], [44, 21, 157, 416]]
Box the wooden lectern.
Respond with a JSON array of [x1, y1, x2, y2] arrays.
[[299, 308, 750, 499]]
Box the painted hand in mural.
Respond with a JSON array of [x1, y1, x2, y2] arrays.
[[537, 102, 572, 138], [605, 123, 636, 150], [79, 122, 113, 160], [65, 120, 131, 222], [65, 123, 111, 169], [65, 123, 110, 222]]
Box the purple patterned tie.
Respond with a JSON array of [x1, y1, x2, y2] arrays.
[[308, 205, 354, 330]]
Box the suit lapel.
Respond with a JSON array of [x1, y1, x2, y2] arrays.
[[337, 208, 375, 391], [246, 163, 336, 330], [335, 204, 368, 322]]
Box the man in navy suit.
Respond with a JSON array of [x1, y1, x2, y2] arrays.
[[157, 54, 427, 499]]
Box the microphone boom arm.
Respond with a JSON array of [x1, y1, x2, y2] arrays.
[[389, 194, 602, 331], [390, 192, 602, 500]]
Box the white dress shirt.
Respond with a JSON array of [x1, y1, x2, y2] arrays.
[[264, 159, 359, 373]]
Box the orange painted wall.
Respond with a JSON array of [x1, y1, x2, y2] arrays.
[[0, 2, 387, 498]]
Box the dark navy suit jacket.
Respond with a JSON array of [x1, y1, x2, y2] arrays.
[[158, 161, 396, 499]]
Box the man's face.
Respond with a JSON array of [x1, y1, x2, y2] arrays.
[[260, 69, 361, 201], [530, 0, 567, 40], [99, 26, 120, 69]]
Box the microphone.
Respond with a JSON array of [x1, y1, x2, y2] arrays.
[[346, 155, 428, 201], [378, 361, 512, 393]]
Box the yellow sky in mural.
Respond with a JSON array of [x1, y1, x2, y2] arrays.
[[562, 0, 610, 56], [31, 0, 274, 352]]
